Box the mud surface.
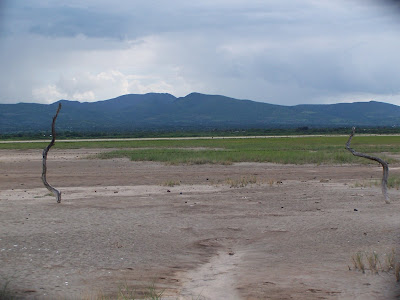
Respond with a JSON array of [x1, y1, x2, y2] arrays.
[[1, 149, 400, 299]]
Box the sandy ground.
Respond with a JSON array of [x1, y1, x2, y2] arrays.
[[1, 148, 400, 299]]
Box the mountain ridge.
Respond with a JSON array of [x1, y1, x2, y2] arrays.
[[1, 93, 399, 133]]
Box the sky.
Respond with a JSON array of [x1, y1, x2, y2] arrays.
[[0, 0, 400, 106]]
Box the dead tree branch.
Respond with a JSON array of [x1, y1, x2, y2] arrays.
[[42, 103, 62, 203], [345, 127, 390, 204]]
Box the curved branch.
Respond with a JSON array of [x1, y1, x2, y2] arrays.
[[346, 127, 389, 204], [42, 103, 62, 203]]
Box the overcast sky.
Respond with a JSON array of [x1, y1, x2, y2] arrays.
[[0, 0, 400, 105]]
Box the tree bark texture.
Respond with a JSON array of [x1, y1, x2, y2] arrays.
[[345, 127, 390, 204], [42, 103, 62, 203]]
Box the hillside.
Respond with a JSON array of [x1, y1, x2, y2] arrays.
[[1, 93, 400, 133]]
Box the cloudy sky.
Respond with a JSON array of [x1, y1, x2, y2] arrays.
[[0, 0, 400, 105]]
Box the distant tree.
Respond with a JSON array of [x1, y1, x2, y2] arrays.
[[296, 126, 309, 132]]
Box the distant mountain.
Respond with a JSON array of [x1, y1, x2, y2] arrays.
[[1, 92, 400, 133]]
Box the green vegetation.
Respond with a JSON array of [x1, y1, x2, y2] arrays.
[[91, 135, 400, 165], [388, 175, 400, 189], [353, 174, 400, 190], [1, 135, 400, 165]]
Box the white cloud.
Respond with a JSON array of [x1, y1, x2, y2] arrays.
[[31, 69, 191, 103], [32, 85, 68, 104]]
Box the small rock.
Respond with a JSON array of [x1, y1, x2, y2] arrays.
[[167, 190, 171, 192], [228, 252, 235, 256], [354, 208, 358, 211], [180, 192, 182, 195]]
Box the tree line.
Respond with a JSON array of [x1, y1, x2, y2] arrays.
[[2, 126, 400, 140]]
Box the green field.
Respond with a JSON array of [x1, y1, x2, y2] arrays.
[[1, 135, 400, 165]]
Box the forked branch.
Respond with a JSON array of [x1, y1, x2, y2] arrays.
[[345, 127, 389, 204], [42, 103, 62, 203]]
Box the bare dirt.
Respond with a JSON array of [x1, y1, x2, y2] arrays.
[[1, 148, 400, 299]]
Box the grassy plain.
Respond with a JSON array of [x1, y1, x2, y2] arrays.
[[1, 135, 399, 165]]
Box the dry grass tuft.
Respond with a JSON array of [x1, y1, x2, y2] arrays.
[[384, 249, 396, 272], [366, 251, 380, 274], [81, 282, 164, 300], [352, 252, 365, 273], [161, 180, 181, 187], [351, 249, 400, 281], [226, 176, 258, 188], [352, 180, 377, 188]]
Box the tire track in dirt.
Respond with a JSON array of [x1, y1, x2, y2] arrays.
[[177, 250, 243, 300]]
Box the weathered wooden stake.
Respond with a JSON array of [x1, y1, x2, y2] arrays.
[[42, 103, 62, 203], [345, 127, 390, 204]]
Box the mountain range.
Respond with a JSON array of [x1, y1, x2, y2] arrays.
[[1, 92, 400, 133]]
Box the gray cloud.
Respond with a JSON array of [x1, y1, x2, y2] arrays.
[[0, 0, 400, 105]]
